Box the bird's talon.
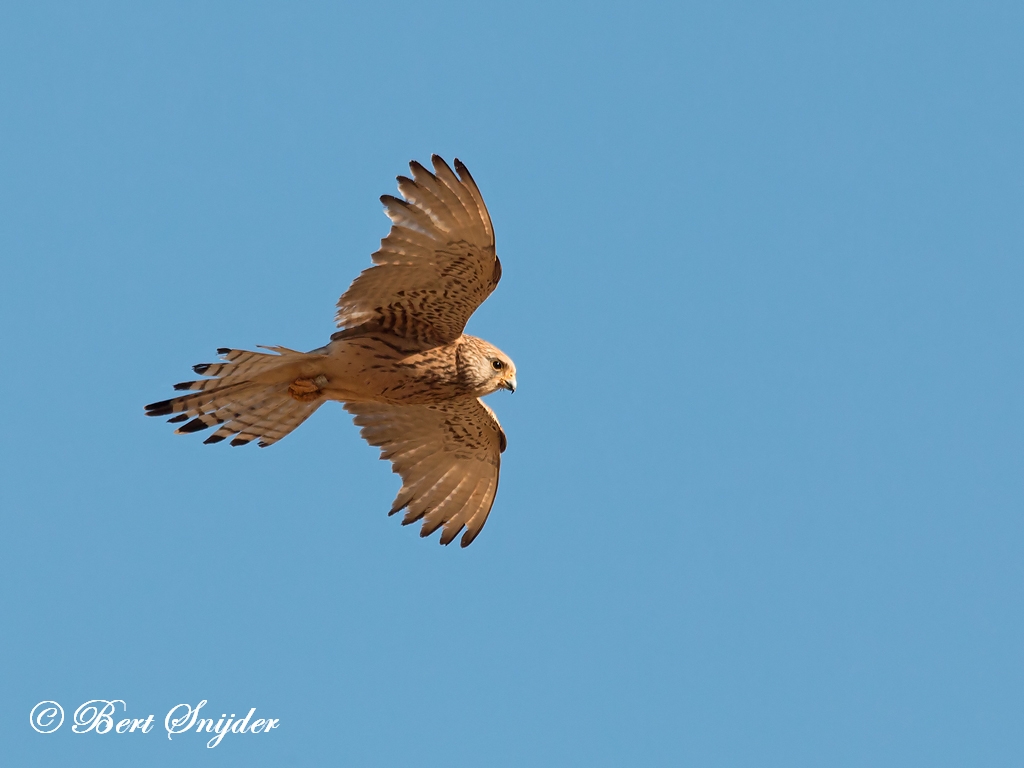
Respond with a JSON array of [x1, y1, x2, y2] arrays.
[[289, 377, 324, 402]]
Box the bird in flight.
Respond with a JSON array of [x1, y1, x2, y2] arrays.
[[145, 156, 516, 547]]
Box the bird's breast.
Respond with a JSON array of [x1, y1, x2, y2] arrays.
[[320, 335, 466, 404]]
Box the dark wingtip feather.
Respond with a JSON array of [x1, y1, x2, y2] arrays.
[[204, 434, 226, 444], [230, 437, 251, 447], [432, 154, 453, 172], [193, 363, 210, 374], [173, 381, 195, 391], [439, 525, 464, 546], [460, 529, 479, 548], [167, 414, 188, 423], [419, 519, 446, 538], [177, 418, 211, 434], [433, 155, 456, 176], [217, 347, 231, 355]]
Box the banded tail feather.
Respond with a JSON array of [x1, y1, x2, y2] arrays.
[[145, 346, 324, 448]]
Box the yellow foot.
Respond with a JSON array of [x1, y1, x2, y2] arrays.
[[288, 375, 328, 402]]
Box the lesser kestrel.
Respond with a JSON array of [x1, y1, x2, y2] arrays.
[[146, 156, 515, 547]]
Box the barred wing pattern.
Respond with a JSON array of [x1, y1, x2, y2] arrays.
[[336, 155, 500, 344], [346, 397, 507, 547]]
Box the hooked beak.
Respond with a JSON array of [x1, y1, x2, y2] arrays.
[[503, 375, 517, 394]]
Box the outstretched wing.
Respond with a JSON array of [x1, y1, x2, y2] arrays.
[[336, 156, 500, 344], [346, 397, 507, 547]]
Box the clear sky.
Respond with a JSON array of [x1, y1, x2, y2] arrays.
[[2, 2, 1022, 765]]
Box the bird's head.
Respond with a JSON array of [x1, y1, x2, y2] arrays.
[[457, 336, 517, 396]]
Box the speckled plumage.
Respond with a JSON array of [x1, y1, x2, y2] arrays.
[[145, 156, 516, 547]]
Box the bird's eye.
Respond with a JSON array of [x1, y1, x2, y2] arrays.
[[491, 360, 504, 371]]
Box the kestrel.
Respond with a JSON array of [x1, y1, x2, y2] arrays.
[[145, 156, 516, 547]]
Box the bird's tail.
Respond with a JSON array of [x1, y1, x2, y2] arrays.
[[144, 346, 324, 447]]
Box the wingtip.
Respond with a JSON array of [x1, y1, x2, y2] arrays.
[[432, 155, 456, 176], [438, 525, 462, 546]]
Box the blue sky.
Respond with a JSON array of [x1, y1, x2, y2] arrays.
[[2, 2, 1022, 765]]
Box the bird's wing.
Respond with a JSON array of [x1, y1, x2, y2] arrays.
[[346, 397, 507, 547], [335, 156, 500, 344]]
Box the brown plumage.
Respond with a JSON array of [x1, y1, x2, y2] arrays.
[[145, 156, 516, 547]]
